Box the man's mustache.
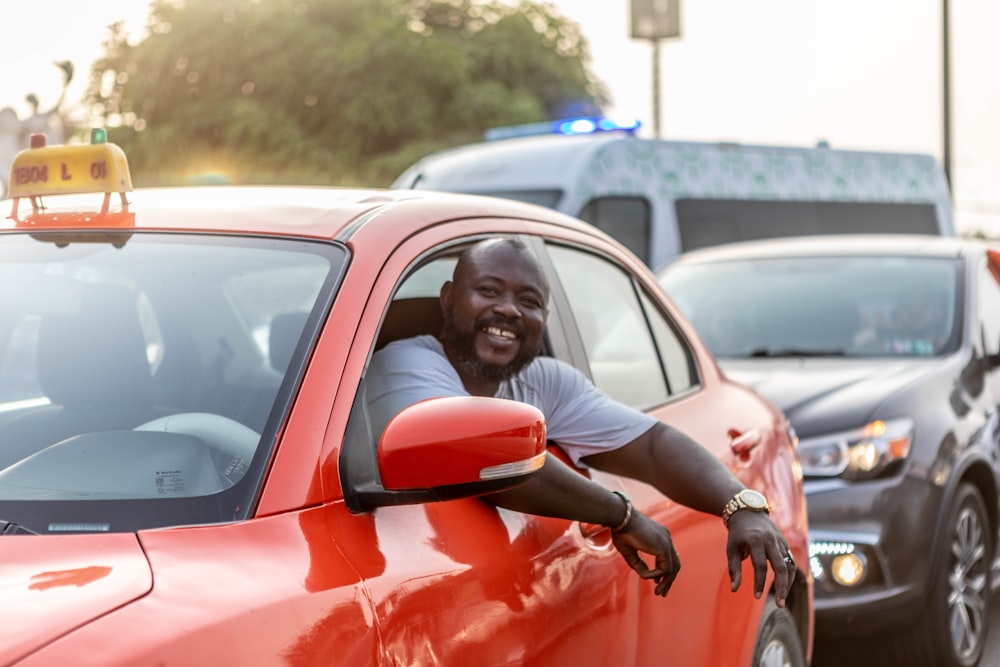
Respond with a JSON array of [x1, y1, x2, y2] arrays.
[[476, 315, 526, 341]]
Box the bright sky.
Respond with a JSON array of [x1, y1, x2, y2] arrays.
[[2, 0, 999, 235]]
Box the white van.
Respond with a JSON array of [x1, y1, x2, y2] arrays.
[[392, 124, 955, 270]]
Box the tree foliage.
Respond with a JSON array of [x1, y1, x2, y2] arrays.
[[86, 0, 608, 186]]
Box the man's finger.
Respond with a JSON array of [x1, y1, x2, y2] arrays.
[[771, 549, 797, 607], [654, 566, 680, 597], [751, 545, 768, 599], [727, 546, 743, 592], [620, 546, 650, 576]]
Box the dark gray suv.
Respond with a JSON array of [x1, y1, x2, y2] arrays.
[[660, 234, 1000, 667]]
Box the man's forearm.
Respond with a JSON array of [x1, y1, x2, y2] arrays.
[[483, 454, 628, 528], [583, 422, 744, 516]]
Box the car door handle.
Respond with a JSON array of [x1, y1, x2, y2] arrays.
[[729, 428, 761, 458]]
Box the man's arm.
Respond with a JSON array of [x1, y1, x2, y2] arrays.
[[484, 454, 682, 597], [580, 422, 797, 607]]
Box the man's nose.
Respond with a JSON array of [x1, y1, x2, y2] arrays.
[[492, 295, 521, 318]]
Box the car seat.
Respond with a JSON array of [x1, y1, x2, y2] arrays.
[[0, 283, 157, 469], [376, 297, 443, 350]]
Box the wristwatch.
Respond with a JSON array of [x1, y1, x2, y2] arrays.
[[722, 489, 770, 526]]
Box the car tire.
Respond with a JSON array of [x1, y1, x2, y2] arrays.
[[751, 597, 806, 667], [889, 481, 993, 667]]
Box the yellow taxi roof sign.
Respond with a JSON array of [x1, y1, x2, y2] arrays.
[[8, 129, 132, 200]]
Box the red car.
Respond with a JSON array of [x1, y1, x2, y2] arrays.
[[0, 135, 812, 666]]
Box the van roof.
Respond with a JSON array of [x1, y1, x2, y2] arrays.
[[394, 133, 624, 191], [394, 133, 951, 207]]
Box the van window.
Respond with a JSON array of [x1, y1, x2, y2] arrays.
[[675, 199, 939, 252], [478, 190, 563, 209], [577, 197, 651, 265]]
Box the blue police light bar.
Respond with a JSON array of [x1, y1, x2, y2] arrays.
[[484, 116, 641, 141]]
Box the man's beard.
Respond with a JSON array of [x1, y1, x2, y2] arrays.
[[441, 315, 541, 386]]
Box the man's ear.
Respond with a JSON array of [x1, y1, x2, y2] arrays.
[[440, 281, 453, 314]]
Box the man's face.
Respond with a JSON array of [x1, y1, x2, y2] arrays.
[[440, 242, 549, 387]]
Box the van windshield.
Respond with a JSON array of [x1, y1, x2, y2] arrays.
[[676, 199, 939, 252]]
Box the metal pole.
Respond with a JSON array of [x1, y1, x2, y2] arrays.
[[652, 38, 662, 138], [942, 0, 952, 190]]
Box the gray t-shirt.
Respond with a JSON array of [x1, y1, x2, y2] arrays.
[[366, 335, 656, 466]]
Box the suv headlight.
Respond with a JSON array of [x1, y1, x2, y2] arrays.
[[797, 418, 913, 480]]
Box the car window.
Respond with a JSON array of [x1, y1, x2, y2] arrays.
[[473, 189, 563, 209], [978, 259, 1000, 356], [359, 239, 696, 421], [663, 254, 962, 358], [640, 289, 696, 394], [394, 257, 456, 299], [0, 233, 344, 531], [547, 244, 685, 409], [675, 199, 939, 252], [577, 196, 651, 265]]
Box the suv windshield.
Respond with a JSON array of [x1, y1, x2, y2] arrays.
[[662, 254, 961, 359], [0, 231, 345, 534]]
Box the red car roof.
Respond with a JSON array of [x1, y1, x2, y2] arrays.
[[3, 186, 603, 243]]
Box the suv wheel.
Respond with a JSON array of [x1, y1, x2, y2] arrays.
[[890, 481, 993, 667]]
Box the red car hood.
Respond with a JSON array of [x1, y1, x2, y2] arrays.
[[0, 533, 153, 665]]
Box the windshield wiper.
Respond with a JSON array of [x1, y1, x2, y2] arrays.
[[750, 347, 847, 358], [1, 520, 39, 535]]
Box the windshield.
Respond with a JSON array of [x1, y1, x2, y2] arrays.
[[471, 189, 563, 209], [661, 254, 961, 359], [0, 231, 345, 534]]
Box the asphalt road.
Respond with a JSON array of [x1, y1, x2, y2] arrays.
[[987, 601, 1000, 666], [811, 590, 1000, 666]]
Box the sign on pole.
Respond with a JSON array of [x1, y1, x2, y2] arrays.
[[630, 0, 680, 40]]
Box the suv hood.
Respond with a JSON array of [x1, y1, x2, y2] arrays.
[[718, 357, 947, 435], [0, 533, 152, 664]]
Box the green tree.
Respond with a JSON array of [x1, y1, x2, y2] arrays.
[[87, 0, 608, 186]]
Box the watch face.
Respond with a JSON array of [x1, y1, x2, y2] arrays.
[[742, 490, 768, 509]]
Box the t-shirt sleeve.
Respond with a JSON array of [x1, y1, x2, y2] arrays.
[[530, 358, 657, 466], [366, 337, 468, 439]]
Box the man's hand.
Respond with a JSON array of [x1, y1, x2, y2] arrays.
[[725, 511, 797, 606], [610, 510, 681, 597]]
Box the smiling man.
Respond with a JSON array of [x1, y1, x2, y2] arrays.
[[367, 237, 796, 603]]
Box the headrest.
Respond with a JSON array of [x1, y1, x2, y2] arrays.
[[376, 297, 443, 350], [37, 284, 153, 410]]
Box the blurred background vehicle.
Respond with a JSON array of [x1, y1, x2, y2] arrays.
[[393, 120, 956, 271], [659, 233, 1000, 667]]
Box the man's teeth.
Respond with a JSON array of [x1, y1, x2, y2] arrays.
[[484, 326, 516, 339]]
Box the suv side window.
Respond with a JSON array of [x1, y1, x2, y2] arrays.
[[979, 260, 1000, 356], [546, 244, 696, 409]]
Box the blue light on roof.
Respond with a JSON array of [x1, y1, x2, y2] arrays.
[[484, 116, 641, 141], [559, 118, 597, 134]]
